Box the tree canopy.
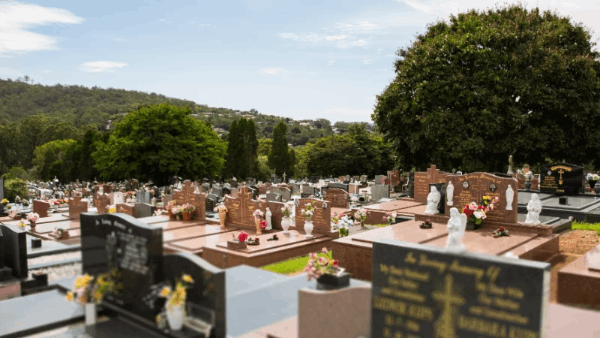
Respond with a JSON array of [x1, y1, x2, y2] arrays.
[[93, 103, 226, 185], [225, 117, 259, 179], [268, 122, 295, 177], [373, 4, 600, 172]]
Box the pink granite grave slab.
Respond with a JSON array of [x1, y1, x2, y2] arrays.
[[368, 199, 423, 211], [163, 225, 237, 243], [169, 232, 245, 251], [215, 230, 327, 254], [138, 215, 170, 224], [395, 205, 427, 215], [32, 220, 81, 234], [351, 220, 449, 244], [425, 229, 538, 255], [150, 220, 208, 231]]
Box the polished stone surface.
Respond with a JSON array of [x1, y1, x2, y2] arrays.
[[542, 196, 600, 210]]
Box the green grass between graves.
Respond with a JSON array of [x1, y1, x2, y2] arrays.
[[261, 250, 332, 275], [572, 221, 600, 234]]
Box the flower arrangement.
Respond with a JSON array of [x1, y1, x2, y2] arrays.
[[493, 227, 509, 238], [462, 196, 498, 230], [52, 227, 64, 238], [1, 198, 8, 205], [384, 212, 397, 225], [260, 220, 267, 229], [354, 208, 367, 227], [214, 203, 228, 213], [304, 247, 339, 281], [159, 273, 194, 310], [27, 212, 39, 223], [66, 269, 122, 305], [15, 196, 21, 203], [181, 203, 196, 214], [125, 191, 136, 199], [237, 231, 249, 242], [338, 226, 349, 237], [165, 200, 177, 211], [331, 212, 340, 225], [106, 205, 117, 214], [253, 209, 264, 220], [18, 221, 27, 228], [281, 203, 294, 219], [301, 202, 315, 221], [419, 219, 433, 229]]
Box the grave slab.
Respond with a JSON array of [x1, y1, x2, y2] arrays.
[[557, 248, 600, 306], [163, 224, 237, 243]]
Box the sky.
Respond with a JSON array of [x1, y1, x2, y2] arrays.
[[1, 0, 599, 123]]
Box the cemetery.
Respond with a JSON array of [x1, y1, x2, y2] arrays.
[[2, 2, 600, 337]]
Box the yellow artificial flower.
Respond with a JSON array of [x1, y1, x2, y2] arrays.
[[94, 291, 103, 302], [66, 292, 74, 301], [182, 274, 193, 283], [75, 275, 93, 289], [483, 196, 491, 200], [160, 286, 171, 298]]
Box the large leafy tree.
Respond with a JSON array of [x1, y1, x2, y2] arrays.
[[93, 103, 226, 184], [268, 122, 295, 177], [299, 124, 393, 177], [373, 5, 600, 172]]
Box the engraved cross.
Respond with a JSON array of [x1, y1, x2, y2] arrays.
[[432, 274, 465, 338]]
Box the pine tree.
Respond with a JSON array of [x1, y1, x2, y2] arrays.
[[244, 119, 259, 178], [226, 120, 239, 178], [235, 118, 248, 180], [268, 121, 295, 177]]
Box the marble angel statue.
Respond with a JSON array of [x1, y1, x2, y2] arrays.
[[445, 208, 467, 253], [424, 186, 441, 215], [524, 194, 542, 225]]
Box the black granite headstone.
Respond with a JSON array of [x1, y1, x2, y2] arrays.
[[0, 224, 26, 278], [206, 194, 218, 212], [371, 239, 550, 338], [540, 163, 584, 195], [0, 177, 4, 200], [407, 172, 415, 198], [80, 213, 163, 322]]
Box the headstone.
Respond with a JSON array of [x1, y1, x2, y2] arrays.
[[414, 165, 450, 204], [172, 180, 207, 220], [32, 200, 50, 218], [324, 188, 349, 208], [246, 178, 257, 186], [310, 176, 320, 184], [343, 175, 351, 184], [103, 184, 112, 194], [0, 227, 14, 281], [0, 224, 28, 278], [162, 194, 172, 206], [372, 184, 390, 202], [301, 184, 315, 196], [134, 203, 155, 218], [248, 186, 259, 200], [540, 163, 584, 195], [113, 192, 125, 205], [136, 189, 146, 204], [230, 188, 239, 198], [328, 182, 349, 192], [371, 239, 550, 338], [93, 193, 111, 215], [223, 183, 231, 190], [360, 175, 368, 184], [223, 186, 268, 229], [387, 170, 400, 187], [212, 186, 223, 198], [445, 172, 518, 225], [116, 203, 135, 217], [266, 192, 282, 202], [290, 183, 300, 196], [206, 194, 218, 212], [374, 175, 385, 185], [0, 177, 5, 201], [294, 198, 331, 233], [68, 195, 88, 220]]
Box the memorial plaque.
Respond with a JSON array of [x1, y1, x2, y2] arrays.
[[540, 163, 584, 195], [324, 188, 349, 208], [33, 200, 50, 218], [388, 170, 400, 187], [414, 165, 450, 204], [372, 184, 391, 202], [68, 195, 88, 220], [223, 186, 266, 229], [93, 193, 111, 215], [81, 213, 164, 321], [172, 180, 206, 220], [266, 192, 282, 202], [445, 173, 518, 225], [294, 198, 331, 233], [371, 239, 550, 338], [116, 203, 135, 217]]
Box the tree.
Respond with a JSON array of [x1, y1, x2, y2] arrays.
[[33, 139, 79, 181], [258, 137, 272, 156], [373, 5, 600, 172], [225, 117, 259, 179], [225, 120, 240, 178], [268, 122, 295, 176], [243, 119, 259, 178], [93, 103, 226, 184]]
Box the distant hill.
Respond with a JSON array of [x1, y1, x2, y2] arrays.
[[0, 77, 374, 146]]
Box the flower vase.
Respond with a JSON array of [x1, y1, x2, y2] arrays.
[[524, 181, 532, 190], [219, 211, 227, 227], [182, 211, 191, 221], [595, 185, 600, 195], [255, 218, 262, 235], [168, 210, 174, 219], [29, 221, 36, 232], [316, 268, 350, 291], [85, 302, 97, 326], [590, 181, 597, 189], [281, 218, 291, 233], [166, 303, 185, 331], [304, 220, 314, 238], [466, 221, 480, 231], [176, 213, 182, 221]]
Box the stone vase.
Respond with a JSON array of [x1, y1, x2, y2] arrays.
[[304, 220, 314, 238], [85, 302, 97, 326], [29, 221, 36, 232], [166, 301, 185, 331], [255, 218, 262, 235], [281, 217, 291, 233], [524, 181, 532, 190], [219, 211, 227, 227], [590, 180, 598, 189], [182, 211, 191, 221]]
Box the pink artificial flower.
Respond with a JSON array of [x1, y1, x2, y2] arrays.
[[321, 247, 328, 254], [469, 202, 478, 211], [260, 220, 267, 229], [333, 260, 338, 268], [237, 231, 249, 242]]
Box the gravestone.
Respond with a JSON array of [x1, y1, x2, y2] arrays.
[[81, 214, 227, 337], [310, 176, 319, 184], [327, 182, 349, 192], [32, 200, 50, 218], [116, 204, 135, 217], [266, 192, 282, 202], [103, 184, 112, 194], [136, 189, 146, 204], [540, 163, 584, 195], [134, 203, 155, 218], [246, 178, 257, 186], [372, 184, 390, 202], [162, 194, 172, 206], [445, 173, 518, 225], [0, 224, 27, 278], [93, 193, 111, 215], [223, 186, 267, 229], [301, 184, 315, 197], [68, 195, 88, 220], [113, 192, 125, 205], [374, 175, 385, 185], [0, 177, 5, 201], [223, 183, 231, 190], [202, 183, 211, 193], [360, 175, 368, 184], [414, 165, 450, 204], [248, 186, 259, 200], [371, 239, 550, 338], [230, 188, 239, 198], [324, 188, 349, 208], [343, 175, 351, 184], [387, 170, 400, 187], [212, 186, 223, 198], [257, 184, 267, 195], [290, 183, 300, 196], [0, 227, 14, 281], [294, 198, 331, 234], [172, 180, 207, 220], [206, 194, 218, 212]]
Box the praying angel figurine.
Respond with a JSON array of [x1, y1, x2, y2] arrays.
[[445, 208, 467, 253]]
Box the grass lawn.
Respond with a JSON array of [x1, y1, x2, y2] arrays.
[[572, 221, 600, 233], [262, 250, 332, 275]]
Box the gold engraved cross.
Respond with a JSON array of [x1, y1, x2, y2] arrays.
[[432, 274, 465, 338], [558, 170, 565, 185]]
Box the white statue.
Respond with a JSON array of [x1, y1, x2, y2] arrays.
[[424, 186, 441, 215], [525, 193, 542, 225], [445, 208, 467, 253], [265, 207, 273, 230], [446, 181, 454, 206], [506, 185, 514, 211]]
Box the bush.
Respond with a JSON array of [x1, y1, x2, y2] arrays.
[[4, 178, 29, 202]]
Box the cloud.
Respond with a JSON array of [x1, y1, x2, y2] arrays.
[[326, 35, 347, 41], [80, 61, 128, 73], [260, 68, 288, 75], [158, 18, 165, 22], [111, 38, 127, 42], [0, 1, 84, 55], [327, 60, 335, 66], [363, 59, 374, 65]]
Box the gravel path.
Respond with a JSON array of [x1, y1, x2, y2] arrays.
[[27, 252, 82, 283]]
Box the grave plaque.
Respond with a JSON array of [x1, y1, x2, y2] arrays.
[[32, 200, 50, 218], [371, 239, 550, 338], [294, 198, 331, 233], [445, 173, 518, 225], [172, 180, 206, 220], [81, 213, 164, 321], [223, 186, 266, 229], [324, 188, 349, 208], [68, 195, 88, 220], [414, 165, 450, 204], [540, 163, 584, 195]]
